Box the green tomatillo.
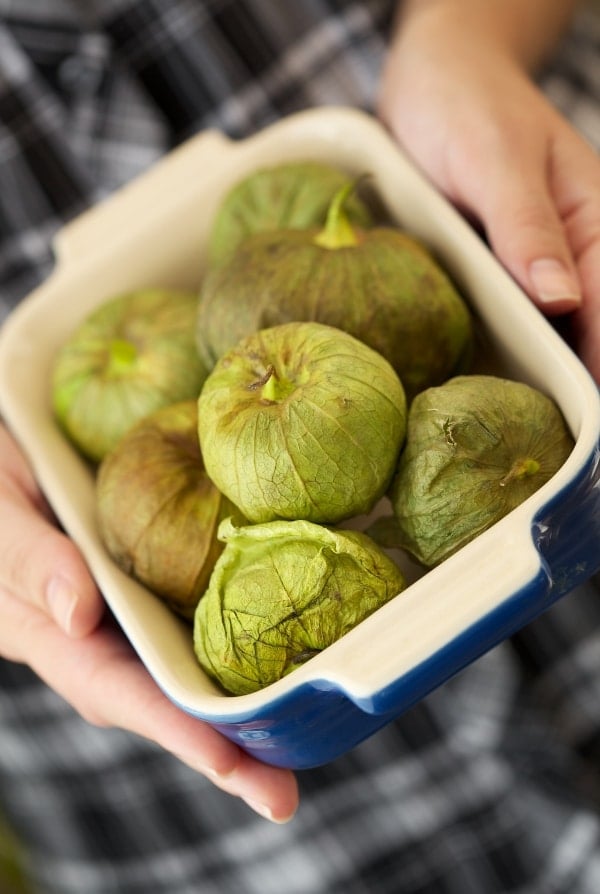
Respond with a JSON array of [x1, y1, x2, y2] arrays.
[[197, 179, 472, 397], [52, 288, 208, 461], [197, 321, 407, 525], [207, 160, 373, 267], [387, 375, 574, 566], [193, 517, 406, 695]]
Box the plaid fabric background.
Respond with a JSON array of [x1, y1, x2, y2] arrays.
[[2, 2, 600, 892]]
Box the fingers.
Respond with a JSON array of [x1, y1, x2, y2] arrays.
[[554, 142, 600, 382], [485, 188, 582, 313], [71, 622, 299, 823], [568, 215, 600, 383], [472, 137, 582, 316], [0, 501, 104, 637], [0, 425, 104, 637], [211, 751, 300, 823], [479, 122, 600, 385], [0, 423, 299, 822], [0, 591, 299, 823]]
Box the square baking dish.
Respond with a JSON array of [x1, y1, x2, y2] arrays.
[[1, 106, 600, 769]]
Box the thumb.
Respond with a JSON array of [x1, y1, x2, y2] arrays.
[[479, 167, 582, 315], [0, 426, 104, 638], [0, 498, 105, 638]]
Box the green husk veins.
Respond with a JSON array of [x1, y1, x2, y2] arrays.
[[52, 288, 208, 462], [197, 321, 407, 525], [193, 518, 406, 695]]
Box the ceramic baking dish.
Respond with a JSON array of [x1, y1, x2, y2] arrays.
[[1, 106, 600, 769]]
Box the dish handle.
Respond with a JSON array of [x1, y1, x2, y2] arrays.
[[325, 516, 549, 715], [342, 450, 600, 716]]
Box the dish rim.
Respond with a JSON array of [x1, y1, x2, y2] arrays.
[[1, 105, 599, 721]]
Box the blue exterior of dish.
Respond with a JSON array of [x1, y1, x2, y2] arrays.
[[181, 440, 600, 770]]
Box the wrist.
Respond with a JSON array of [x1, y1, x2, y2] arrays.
[[394, 0, 579, 72]]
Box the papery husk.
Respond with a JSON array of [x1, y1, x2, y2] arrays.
[[53, 289, 208, 462], [197, 219, 472, 398], [389, 375, 574, 566], [193, 517, 406, 694], [207, 161, 373, 266], [197, 321, 407, 525], [97, 400, 236, 617]]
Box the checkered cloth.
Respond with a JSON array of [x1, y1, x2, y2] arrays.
[[2, 2, 600, 892]]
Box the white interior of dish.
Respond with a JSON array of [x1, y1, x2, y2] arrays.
[[1, 106, 598, 716]]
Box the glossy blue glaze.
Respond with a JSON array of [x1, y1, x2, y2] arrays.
[[184, 442, 600, 770]]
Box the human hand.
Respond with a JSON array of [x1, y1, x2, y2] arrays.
[[377, 9, 600, 383], [0, 423, 298, 822]]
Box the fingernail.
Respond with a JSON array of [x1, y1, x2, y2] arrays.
[[46, 577, 78, 634], [174, 755, 236, 782], [243, 799, 276, 822], [243, 798, 296, 824], [529, 258, 581, 306]]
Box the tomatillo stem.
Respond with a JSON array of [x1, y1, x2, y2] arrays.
[[313, 179, 363, 249], [261, 366, 279, 402], [107, 338, 137, 375], [500, 457, 540, 487]]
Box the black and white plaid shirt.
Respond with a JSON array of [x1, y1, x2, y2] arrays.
[[2, 2, 600, 892]]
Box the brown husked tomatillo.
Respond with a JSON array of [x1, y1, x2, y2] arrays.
[[97, 400, 238, 618]]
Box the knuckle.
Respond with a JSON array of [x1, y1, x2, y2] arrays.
[[567, 202, 600, 260], [509, 199, 559, 239]]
